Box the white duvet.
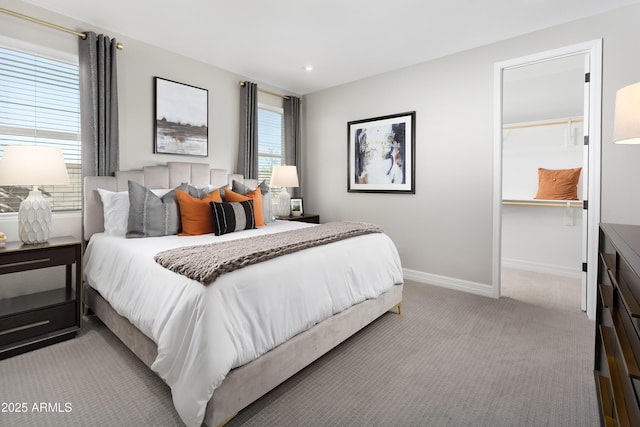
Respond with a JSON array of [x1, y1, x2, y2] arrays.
[[83, 220, 403, 426]]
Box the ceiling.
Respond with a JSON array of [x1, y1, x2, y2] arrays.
[[18, 0, 640, 94]]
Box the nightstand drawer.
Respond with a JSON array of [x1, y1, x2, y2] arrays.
[[616, 257, 640, 338], [0, 246, 77, 273], [0, 301, 76, 346]]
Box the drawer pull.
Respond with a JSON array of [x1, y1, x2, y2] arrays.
[[0, 320, 50, 336], [0, 258, 51, 269]]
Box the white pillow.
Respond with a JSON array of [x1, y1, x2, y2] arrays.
[[151, 188, 172, 198], [97, 188, 172, 236], [97, 189, 129, 236]]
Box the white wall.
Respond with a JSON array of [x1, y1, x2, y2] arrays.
[[502, 54, 585, 124], [303, 3, 640, 291], [305, 53, 496, 290]]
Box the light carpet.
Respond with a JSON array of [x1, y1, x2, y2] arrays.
[[0, 274, 597, 426]]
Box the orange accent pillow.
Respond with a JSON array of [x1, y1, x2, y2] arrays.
[[534, 167, 582, 200], [176, 189, 222, 235], [224, 188, 265, 226]]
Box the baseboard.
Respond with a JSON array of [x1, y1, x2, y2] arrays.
[[403, 268, 494, 298], [501, 258, 581, 279]]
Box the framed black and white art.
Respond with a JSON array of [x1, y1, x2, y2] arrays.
[[347, 111, 415, 193], [154, 77, 208, 157]]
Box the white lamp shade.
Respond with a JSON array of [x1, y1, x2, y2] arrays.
[[0, 145, 70, 186], [0, 145, 70, 244], [270, 165, 299, 188], [613, 82, 640, 144]]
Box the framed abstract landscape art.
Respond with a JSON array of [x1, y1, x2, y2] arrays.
[[154, 77, 208, 157]]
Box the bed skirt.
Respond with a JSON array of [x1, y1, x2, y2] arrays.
[[83, 283, 403, 426]]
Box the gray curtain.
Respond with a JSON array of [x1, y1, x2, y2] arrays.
[[284, 96, 302, 197], [237, 81, 258, 179], [79, 32, 119, 177]]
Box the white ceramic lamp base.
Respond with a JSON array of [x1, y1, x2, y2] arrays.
[[276, 187, 291, 217], [18, 189, 52, 244]]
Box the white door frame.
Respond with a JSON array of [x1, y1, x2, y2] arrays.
[[492, 39, 602, 320]]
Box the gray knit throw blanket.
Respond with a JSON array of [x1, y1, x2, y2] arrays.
[[154, 221, 383, 284]]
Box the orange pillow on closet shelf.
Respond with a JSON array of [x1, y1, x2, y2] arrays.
[[176, 189, 222, 235], [534, 167, 582, 200], [223, 187, 265, 226]]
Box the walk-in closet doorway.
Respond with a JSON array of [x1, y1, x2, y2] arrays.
[[492, 40, 602, 320]]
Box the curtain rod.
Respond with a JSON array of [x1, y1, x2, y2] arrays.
[[239, 81, 290, 100], [0, 7, 124, 50]]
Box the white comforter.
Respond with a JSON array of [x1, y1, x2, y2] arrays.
[[83, 221, 403, 426]]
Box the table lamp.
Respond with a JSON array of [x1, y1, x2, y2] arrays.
[[0, 145, 70, 244], [613, 82, 640, 144], [270, 165, 299, 217]]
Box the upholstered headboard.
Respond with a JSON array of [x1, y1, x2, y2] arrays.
[[83, 161, 257, 241]]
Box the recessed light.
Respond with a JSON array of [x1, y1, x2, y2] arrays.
[[304, 65, 314, 71]]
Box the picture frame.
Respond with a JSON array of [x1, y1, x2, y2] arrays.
[[347, 111, 416, 193], [154, 77, 208, 157], [290, 198, 303, 216]]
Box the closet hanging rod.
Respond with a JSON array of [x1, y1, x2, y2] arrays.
[[502, 200, 582, 208], [503, 118, 583, 131], [239, 81, 291, 100], [0, 7, 124, 50]]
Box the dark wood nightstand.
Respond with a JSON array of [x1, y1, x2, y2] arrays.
[[0, 236, 82, 360], [278, 213, 320, 224]]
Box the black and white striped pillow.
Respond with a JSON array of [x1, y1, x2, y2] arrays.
[[209, 200, 256, 236]]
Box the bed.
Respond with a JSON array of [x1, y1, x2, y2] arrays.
[[82, 161, 403, 426]]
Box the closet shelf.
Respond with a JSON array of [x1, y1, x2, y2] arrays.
[[502, 199, 582, 208], [503, 117, 584, 130]]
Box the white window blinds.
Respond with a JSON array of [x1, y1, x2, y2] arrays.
[[0, 46, 81, 213], [258, 106, 284, 193]]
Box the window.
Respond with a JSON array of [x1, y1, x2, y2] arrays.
[[257, 105, 284, 195], [0, 46, 81, 213]]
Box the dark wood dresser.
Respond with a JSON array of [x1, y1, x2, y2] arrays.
[[595, 223, 640, 426]]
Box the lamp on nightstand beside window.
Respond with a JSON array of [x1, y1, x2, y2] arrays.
[[613, 81, 640, 144], [0, 145, 70, 244], [270, 165, 299, 217]]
